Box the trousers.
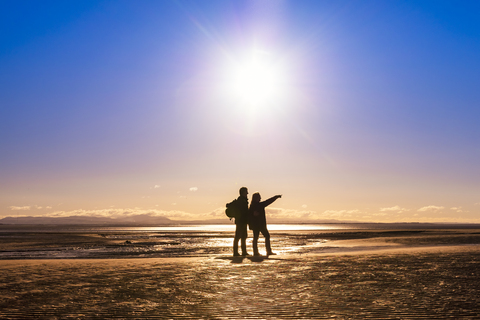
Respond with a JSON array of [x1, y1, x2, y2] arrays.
[[233, 223, 248, 255], [252, 228, 272, 255]]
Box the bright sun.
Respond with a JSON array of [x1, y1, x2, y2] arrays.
[[226, 50, 287, 111]]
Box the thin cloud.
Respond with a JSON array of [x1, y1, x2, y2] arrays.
[[380, 205, 408, 213], [4, 206, 479, 223], [322, 209, 361, 218], [371, 212, 388, 217], [207, 207, 227, 218], [46, 208, 200, 220], [154, 185, 160, 189], [417, 205, 444, 212], [189, 187, 198, 192], [267, 207, 318, 220], [9, 206, 31, 211]]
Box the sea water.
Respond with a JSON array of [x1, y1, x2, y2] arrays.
[[1, 223, 478, 260]]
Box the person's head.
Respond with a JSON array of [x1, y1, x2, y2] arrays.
[[239, 187, 248, 197], [251, 192, 261, 203]]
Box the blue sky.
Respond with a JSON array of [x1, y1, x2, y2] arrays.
[[1, 0, 480, 222]]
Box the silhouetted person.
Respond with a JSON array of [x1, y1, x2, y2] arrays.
[[233, 187, 249, 256], [248, 192, 282, 256]]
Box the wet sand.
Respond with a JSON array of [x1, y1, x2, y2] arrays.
[[1, 229, 480, 319]]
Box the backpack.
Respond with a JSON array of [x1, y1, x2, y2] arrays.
[[225, 199, 240, 220]]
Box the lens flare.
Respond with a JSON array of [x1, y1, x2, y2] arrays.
[[225, 49, 289, 113]]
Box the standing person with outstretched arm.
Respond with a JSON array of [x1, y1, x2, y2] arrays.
[[232, 187, 250, 256], [248, 193, 282, 256]]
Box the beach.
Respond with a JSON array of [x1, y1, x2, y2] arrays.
[[1, 226, 480, 319]]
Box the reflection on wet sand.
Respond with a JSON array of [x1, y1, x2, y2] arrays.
[[1, 226, 480, 318], [1, 226, 480, 259], [1, 246, 479, 318]]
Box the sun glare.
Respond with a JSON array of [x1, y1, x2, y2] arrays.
[[226, 50, 288, 112]]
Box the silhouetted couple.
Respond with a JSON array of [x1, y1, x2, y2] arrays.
[[232, 187, 282, 257]]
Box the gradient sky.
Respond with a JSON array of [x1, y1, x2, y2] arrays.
[[1, 0, 480, 223]]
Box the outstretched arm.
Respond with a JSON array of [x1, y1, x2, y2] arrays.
[[260, 195, 282, 207]]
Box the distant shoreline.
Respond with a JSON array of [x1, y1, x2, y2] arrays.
[[2, 219, 480, 227]]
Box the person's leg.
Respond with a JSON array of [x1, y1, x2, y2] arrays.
[[240, 224, 249, 255], [252, 230, 260, 256], [241, 237, 248, 255], [262, 228, 275, 255], [233, 226, 240, 256]]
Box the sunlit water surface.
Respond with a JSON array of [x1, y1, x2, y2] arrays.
[[1, 223, 478, 259]]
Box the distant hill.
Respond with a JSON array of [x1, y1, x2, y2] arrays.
[[2, 215, 476, 227], [0, 214, 174, 225]]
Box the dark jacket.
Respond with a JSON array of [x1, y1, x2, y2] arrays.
[[235, 196, 249, 225], [248, 196, 280, 231]]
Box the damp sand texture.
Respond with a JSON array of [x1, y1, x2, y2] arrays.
[[1, 247, 480, 319]]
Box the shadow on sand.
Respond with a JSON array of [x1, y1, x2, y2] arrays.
[[215, 255, 283, 264]]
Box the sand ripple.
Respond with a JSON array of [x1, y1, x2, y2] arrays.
[[1, 248, 479, 319]]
